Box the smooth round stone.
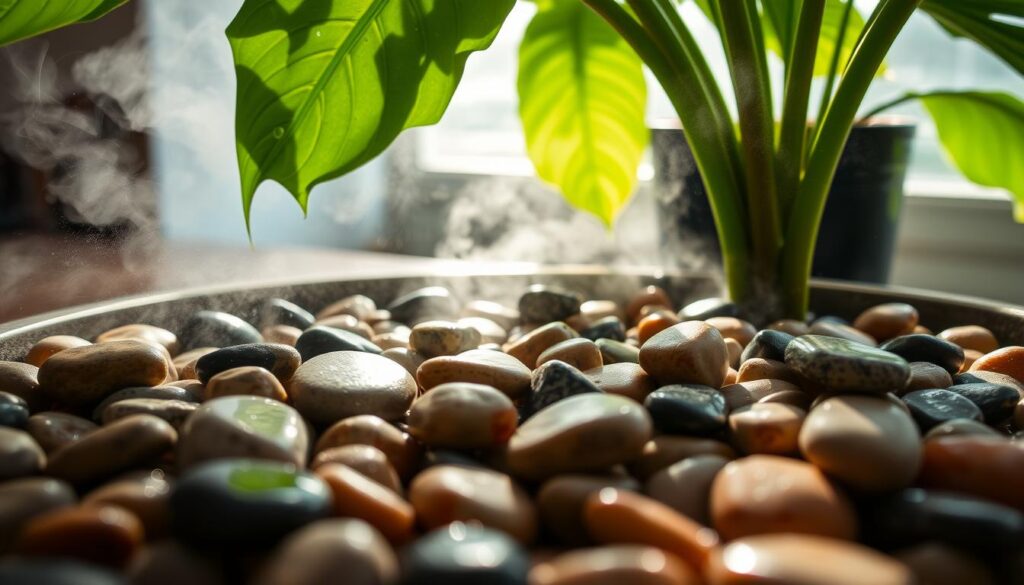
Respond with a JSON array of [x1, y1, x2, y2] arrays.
[[785, 335, 910, 394], [724, 338, 743, 369], [880, 334, 965, 375], [536, 338, 602, 372], [740, 329, 795, 364], [905, 361, 953, 393], [728, 403, 805, 456], [316, 464, 414, 545], [318, 294, 377, 321], [629, 436, 736, 479], [767, 319, 811, 337], [0, 361, 42, 411], [373, 331, 411, 352], [253, 518, 398, 585], [758, 389, 812, 409], [408, 383, 516, 449], [947, 382, 1019, 424], [410, 465, 537, 544], [317, 314, 377, 339], [0, 477, 76, 551], [799, 395, 921, 492], [938, 325, 1000, 354], [531, 545, 701, 585], [25, 336, 92, 368], [408, 320, 481, 358], [584, 488, 719, 571], [180, 311, 262, 351], [100, 398, 197, 430], [678, 297, 737, 321], [83, 473, 172, 539], [710, 455, 857, 540], [0, 427, 45, 480], [719, 379, 799, 410], [46, 415, 176, 486], [96, 325, 180, 357], [705, 317, 757, 347], [289, 351, 416, 425], [925, 417, 1002, 439], [956, 370, 1024, 395], [315, 415, 420, 479], [386, 287, 459, 325], [25, 412, 97, 454], [37, 341, 169, 408], [518, 285, 582, 325], [537, 474, 640, 546], [809, 319, 878, 346], [262, 325, 303, 346], [736, 358, 802, 385], [896, 543, 996, 585], [126, 541, 222, 585], [970, 346, 1024, 384], [178, 396, 308, 469], [525, 361, 603, 419], [381, 347, 427, 379], [644, 385, 727, 436], [505, 322, 578, 369], [596, 339, 640, 364], [639, 322, 729, 388], [637, 312, 681, 346], [645, 454, 728, 526], [0, 391, 29, 428], [416, 349, 532, 399], [919, 436, 1024, 511], [92, 385, 198, 422], [205, 366, 288, 402], [195, 343, 300, 384], [625, 286, 672, 323], [457, 317, 508, 345], [581, 316, 627, 343], [583, 363, 655, 403], [707, 534, 912, 585], [853, 303, 919, 342], [260, 298, 315, 330], [16, 504, 144, 568], [399, 522, 529, 585], [506, 394, 652, 481], [904, 389, 984, 431], [311, 445, 403, 493], [172, 347, 218, 379], [462, 300, 520, 331], [295, 325, 382, 361]]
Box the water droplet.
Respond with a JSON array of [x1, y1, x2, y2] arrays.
[[315, 30, 322, 38], [273, 127, 285, 139]]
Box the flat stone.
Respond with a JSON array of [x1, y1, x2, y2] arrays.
[[629, 436, 736, 479], [853, 303, 919, 342], [710, 455, 857, 540], [37, 340, 169, 408], [416, 349, 532, 400], [25, 336, 92, 368], [180, 310, 262, 351], [741, 330, 795, 363], [0, 427, 45, 480], [583, 363, 655, 403], [409, 321, 481, 358], [536, 338, 602, 372], [530, 545, 700, 585], [728, 403, 805, 456], [918, 436, 1024, 511], [524, 361, 603, 419], [195, 343, 300, 384], [947, 382, 1019, 424], [581, 316, 626, 342], [178, 396, 308, 469], [92, 385, 199, 422], [399, 523, 530, 585], [518, 285, 582, 325], [295, 326, 382, 361], [316, 464, 414, 545], [903, 389, 984, 431], [206, 366, 288, 402], [0, 477, 76, 551], [15, 504, 144, 568], [785, 335, 910, 394], [905, 361, 953, 393], [408, 383, 516, 449], [506, 394, 652, 481], [810, 319, 879, 346], [880, 334, 965, 375], [100, 398, 197, 431], [311, 445, 402, 493], [639, 322, 729, 388], [96, 324, 180, 357], [677, 298, 737, 321], [637, 312, 681, 346], [46, 415, 176, 486], [260, 298, 315, 330], [505, 322, 578, 369], [644, 385, 728, 436], [318, 294, 377, 321], [595, 339, 640, 364], [387, 287, 459, 326], [536, 474, 640, 546], [938, 325, 1000, 354], [25, 412, 97, 454], [799, 395, 921, 492], [83, 473, 172, 539], [290, 351, 416, 425], [644, 454, 728, 526], [955, 370, 1024, 395], [315, 415, 420, 480]]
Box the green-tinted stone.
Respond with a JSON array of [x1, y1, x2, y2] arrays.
[[785, 335, 910, 394], [178, 396, 309, 469]]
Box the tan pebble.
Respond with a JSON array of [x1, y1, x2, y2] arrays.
[[317, 294, 377, 321], [919, 436, 1024, 511], [707, 534, 912, 585], [0, 427, 45, 481], [757, 389, 811, 409], [961, 349, 984, 372], [126, 541, 222, 585], [964, 370, 1024, 396], [537, 338, 602, 371], [315, 415, 419, 479], [639, 322, 729, 388], [362, 309, 392, 326], [409, 320, 481, 358], [914, 324, 933, 335], [372, 320, 408, 336], [461, 300, 520, 331], [896, 542, 994, 585], [457, 316, 508, 345], [505, 322, 577, 369], [316, 465, 415, 545], [724, 338, 742, 370], [0, 361, 43, 411], [373, 330, 411, 351], [630, 436, 736, 480], [729, 403, 805, 456], [380, 347, 427, 380], [710, 455, 857, 540], [100, 398, 198, 431], [766, 319, 810, 336], [172, 347, 217, 379], [705, 317, 757, 347], [177, 396, 307, 469], [0, 477, 76, 552], [206, 366, 287, 402], [311, 444, 402, 494], [905, 361, 953, 393], [720, 379, 799, 410], [96, 324, 180, 357], [810, 319, 878, 346], [926, 417, 1003, 439], [970, 346, 1024, 384], [938, 325, 999, 354], [289, 352, 417, 425], [537, 474, 640, 546], [530, 545, 701, 585], [254, 519, 398, 585], [410, 465, 537, 544], [637, 312, 681, 346], [723, 368, 737, 386], [83, 473, 171, 540], [38, 341, 168, 408], [645, 455, 728, 526], [25, 336, 92, 368], [564, 314, 591, 333], [417, 349, 532, 399], [853, 303, 919, 342], [261, 325, 302, 346], [47, 415, 176, 486], [407, 382, 516, 449], [25, 412, 97, 454], [16, 504, 144, 568], [580, 300, 623, 322], [583, 363, 655, 402], [166, 379, 206, 401], [315, 314, 375, 340], [736, 358, 802, 385]]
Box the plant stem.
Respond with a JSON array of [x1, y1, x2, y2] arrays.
[[812, 0, 855, 143], [777, 0, 825, 221], [859, 91, 919, 121], [781, 0, 922, 318]]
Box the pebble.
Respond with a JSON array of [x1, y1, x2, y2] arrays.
[[639, 322, 729, 388], [24, 336, 91, 368], [627, 286, 673, 323], [518, 285, 583, 325], [583, 363, 655, 402], [853, 303, 919, 341], [505, 322, 577, 369], [530, 545, 701, 585], [924, 417, 1002, 439], [37, 340, 169, 408], [637, 312, 680, 345], [318, 294, 377, 321], [525, 361, 603, 418], [880, 334, 965, 374], [706, 316, 757, 347], [461, 300, 520, 331], [740, 329, 794, 363], [126, 541, 223, 585], [678, 298, 737, 321], [253, 518, 398, 585], [536, 338, 602, 372], [506, 394, 652, 481], [172, 347, 217, 379], [897, 543, 995, 585], [179, 310, 262, 350], [262, 324, 302, 346], [417, 349, 532, 399], [0, 477, 76, 551], [408, 383, 516, 449], [645, 455, 728, 526], [0, 361, 42, 411], [537, 474, 640, 546], [399, 523, 530, 585], [260, 298, 315, 330], [195, 343, 300, 384], [799, 395, 921, 491], [169, 459, 332, 550], [644, 385, 728, 436], [100, 398, 197, 430], [946, 382, 1019, 424], [724, 338, 743, 369], [719, 379, 799, 410], [83, 472, 171, 539], [96, 324, 180, 357], [15, 504, 144, 568], [387, 287, 458, 325], [178, 396, 308, 469], [316, 465, 415, 545], [918, 436, 1024, 511], [315, 415, 419, 479], [408, 320, 481, 358], [735, 358, 801, 384], [710, 455, 857, 540], [729, 403, 805, 455], [785, 335, 910, 393], [457, 316, 508, 345], [94, 386, 200, 423], [706, 534, 913, 585], [373, 330, 411, 351], [970, 346, 1024, 384], [758, 388, 812, 409], [46, 415, 176, 486], [311, 445, 402, 493], [810, 318, 878, 346], [938, 325, 1000, 354], [584, 488, 719, 571], [580, 299, 621, 322], [381, 347, 426, 378], [206, 366, 288, 402], [0, 391, 29, 428], [295, 325, 382, 361], [316, 314, 375, 339], [25, 412, 97, 454], [903, 388, 984, 430], [0, 427, 45, 480], [905, 361, 953, 393], [596, 339, 640, 364], [581, 316, 626, 342], [289, 351, 417, 424], [766, 319, 811, 336], [956, 370, 1024, 394], [630, 436, 736, 479], [962, 349, 984, 370]]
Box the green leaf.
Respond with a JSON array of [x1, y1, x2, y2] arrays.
[[922, 0, 1024, 78], [0, 0, 129, 46], [518, 0, 647, 227], [761, 0, 877, 77], [226, 0, 515, 227], [919, 91, 1024, 222]]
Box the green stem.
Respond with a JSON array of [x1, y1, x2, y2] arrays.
[[812, 0, 855, 142], [777, 0, 825, 222], [859, 92, 919, 121], [781, 0, 922, 318]]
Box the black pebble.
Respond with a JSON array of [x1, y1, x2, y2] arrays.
[[644, 384, 728, 436], [260, 298, 315, 330], [180, 311, 262, 351], [903, 388, 984, 431], [581, 316, 626, 342], [740, 329, 794, 363], [295, 326, 382, 361], [880, 334, 965, 374], [523, 360, 602, 420], [0, 402, 29, 428], [678, 298, 738, 321], [518, 285, 582, 325], [196, 343, 285, 384], [946, 382, 1019, 424], [387, 287, 459, 326], [399, 524, 529, 585]]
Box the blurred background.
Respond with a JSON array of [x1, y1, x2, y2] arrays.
[[1, 0, 1021, 322]]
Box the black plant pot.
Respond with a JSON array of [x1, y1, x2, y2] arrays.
[[652, 120, 916, 283]]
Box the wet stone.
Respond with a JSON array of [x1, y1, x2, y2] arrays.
[[96, 324, 180, 357], [583, 363, 655, 403], [0, 392, 29, 428], [315, 415, 419, 479], [518, 285, 582, 325], [637, 312, 681, 346], [537, 474, 640, 546], [99, 398, 197, 431], [645, 454, 728, 526], [0, 427, 45, 480], [729, 403, 805, 456], [289, 351, 417, 425], [178, 396, 308, 469], [15, 505, 144, 569], [180, 310, 262, 351], [92, 386, 199, 425], [260, 298, 315, 330], [416, 349, 532, 399], [904, 389, 984, 431], [24, 336, 92, 368], [38, 340, 170, 408], [0, 477, 77, 552], [740, 330, 795, 363], [853, 303, 919, 342], [536, 338, 602, 372], [387, 286, 459, 326], [938, 325, 1000, 354], [678, 297, 737, 321], [311, 445, 402, 493], [524, 361, 603, 419], [318, 294, 377, 321], [505, 322, 578, 369], [880, 334, 965, 375], [407, 382, 517, 449], [706, 317, 758, 347], [581, 316, 626, 342], [644, 385, 728, 436], [170, 458, 331, 551], [639, 322, 729, 388], [195, 343, 300, 384], [409, 321, 481, 358], [316, 465, 414, 545], [295, 325, 382, 361], [206, 366, 288, 402], [25, 412, 97, 454], [905, 361, 954, 393], [46, 415, 176, 487], [399, 523, 530, 585], [596, 339, 640, 364], [947, 382, 1020, 424], [785, 335, 910, 394], [530, 545, 700, 585]]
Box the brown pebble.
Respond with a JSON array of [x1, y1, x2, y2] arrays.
[[580, 300, 622, 323], [461, 300, 520, 331], [645, 455, 728, 526], [25, 412, 97, 454], [38, 340, 169, 408], [626, 286, 673, 325], [639, 322, 729, 388], [317, 465, 415, 545], [407, 382, 517, 449], [166, 379, 206, 402], [729, 403, 805, 456], [724, 338, 742, 370], [938, 325, 1000, 354], [172, 347, 217, 379], [583, 363, 655, 403], [905, 361, 953, 393], [710, 455, 857, 541], [25, 336, 92, 368], [96, 324, 180, 357], [457, 317, 508, 345], [315, 415, 420, 479], [0, 427, 45, 480], [926, 418, 1002, 439], [206, 366, 288, 402], [100, 398, 198, 431], [637, 312, 681, 346], [83, 472, 171, 540], [0, 361, 43, 411], [409, 320, 481, 357], [810, 319, 878, 346], [720, 379, 799, 410], [961, 349, 983, 372], [630, 436, 736, 480], [766, 319, 810, 336], [758, 389, 812, 410], [537, 338, 602, 372], [373, 331, 411, 351], [853, 303, 919, 342], [316, 314, 376, 340], [505, 322, 578, 369], [705, 317, 757, 347], [0, 477, 76, 552], [896, 542, 994, 585], [537, 474, 640, 546], [736, 358, 803, 385], [311, 444, 402, 494], [126, 541, 222, 585], [970, 346, 1024, 384], [289, 352, 417, 425], [46, 415, 176, 486], [16, 504, 144, 568], [317, 294, 377, 321], [381, 347, 427, 380], [531, 545, 701, 585], [417, 349, 532, 399], [261, 324, 303, 346], [918, 436, 1024, 511]]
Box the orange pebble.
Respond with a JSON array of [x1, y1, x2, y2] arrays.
[[24, 336, 91, 368], [918, 436, 1024, 512], [970, 346, 1024, 385], [16, 505, 144, 568], [637, 313, 681, 346], [316, 464, 416, 545]]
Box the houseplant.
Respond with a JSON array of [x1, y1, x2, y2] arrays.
[[1, 0, 1021, 321]]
